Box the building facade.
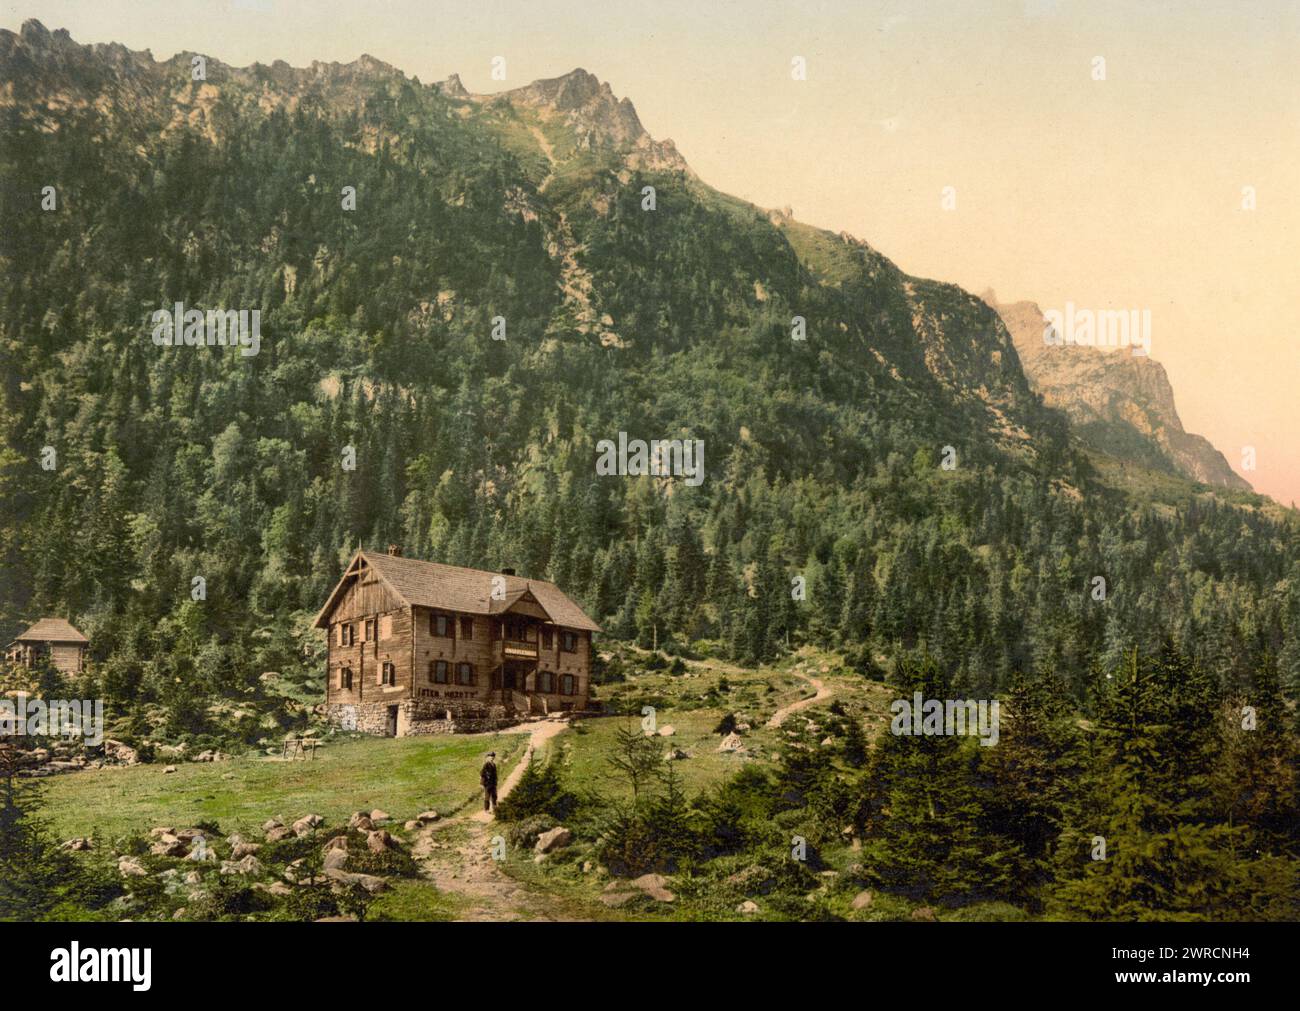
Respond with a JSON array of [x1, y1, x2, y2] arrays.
[[4, 618, 88, 676], [315, 548, 600, 736]]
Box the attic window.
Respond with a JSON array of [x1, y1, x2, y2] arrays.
[[561, 631, 579, 652], [431, 613, 452, 638]]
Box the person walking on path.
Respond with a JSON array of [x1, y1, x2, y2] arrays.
[[480, 752, 498, 813]]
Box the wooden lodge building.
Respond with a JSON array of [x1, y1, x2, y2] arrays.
[[315, 547, 600, 736], [4, 618, 88, 676]]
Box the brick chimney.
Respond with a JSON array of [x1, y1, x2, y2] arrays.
[[387, 544, 402, 556]]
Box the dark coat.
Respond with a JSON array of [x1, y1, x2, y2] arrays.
[[480, 760, 497, 789]]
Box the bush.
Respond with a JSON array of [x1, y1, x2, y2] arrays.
[[494, 760, 578, 823]]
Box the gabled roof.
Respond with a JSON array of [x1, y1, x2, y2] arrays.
[[11, 618, 88, 644], [313, 551, 602, 633]]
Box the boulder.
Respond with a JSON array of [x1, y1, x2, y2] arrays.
[[369, 809, 390, 824], [348, 812, 374, 831], [261, 818, 283, 833], [150, 838, 188, 858], [324, 868, 387, 895], [534, 826, 573, 854], [416, 811, 440, 823], [163, 766, 177, 774], [291, 814, 323, 837], [265, 826, 292, 843], [718, 732, 745, 753], [103, 739, 139, 765], [404, 820, 421, 831], [321, 835, 348, 854], [117, 857, 147, 877], [230, 842, 261, 859], [910, 906, 937, 922], [630, 873, 675, 902], [851, 890, 874, 911], [664, 748, 688, 761], [323, 848, 349, 871], [60, 837, 93, 852], [366, 829, 395, 854], [736, 900, 760, 915], [657, 724, 675, 737]]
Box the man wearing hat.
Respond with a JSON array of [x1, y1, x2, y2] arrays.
[[480, 752, 498, 813]]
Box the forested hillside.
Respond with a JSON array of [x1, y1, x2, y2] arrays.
[[2, 18, 1299, 749]]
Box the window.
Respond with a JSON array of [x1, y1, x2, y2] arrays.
[[431, 613, 451, 638], [538, 671, 555, 693], [561, 631, 579, 653], [561, 674, 576, 696], [340, 667, 353, 690], [338, 623, 355, 647], [541, 628, 553, 650], [381, 661, 396, 686], [380, 614, 393, 639], [363, 618, 376, 642], [431, 660, 449, 684], [456, 662, 475, 686], [460, 616, 473, 640]]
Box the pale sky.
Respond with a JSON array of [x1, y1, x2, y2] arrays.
[[6, 0, 1298, 504]]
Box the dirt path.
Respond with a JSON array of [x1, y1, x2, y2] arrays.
[[412, 716, 583, 921], [765, 670, 833, 728]]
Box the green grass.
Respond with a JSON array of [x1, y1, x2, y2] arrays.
[[367, 880, 465, 922], [41, 733, 527, 842]]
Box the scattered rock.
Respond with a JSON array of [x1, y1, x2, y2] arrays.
[[323, 848, 349, 871], [103, 739, 139, 766], [718, 732, 745, 753], [911, 906, 937, 922], [369, 809, 390, 824], [261, 818, 283, 833], [324, 868, 387, 894], [265, 826, 292, 843], [348, 812, 374, 832], [163, 766, 177, 774], [658, 724, 675, 737], [851, 890, 874, 911], [321, 835, 348, 854], [366, 829, 395, 854], [292, 814, 323, 837], [61, 837, 93, 851], [184, 871, 201, 885], [534, 826, 573, 855], [117, 857, 147, 877], [151, 838, 188, 858], [231, 842, 261, 859], [664, 747, 688, 761], [416, 811, 440, 823], [630, 873, 675, 902], [149, 826, 176, 839], [736, 900, 760, 914]]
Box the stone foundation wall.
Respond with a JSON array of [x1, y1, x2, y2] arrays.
[[327, 699, 519, 736]]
